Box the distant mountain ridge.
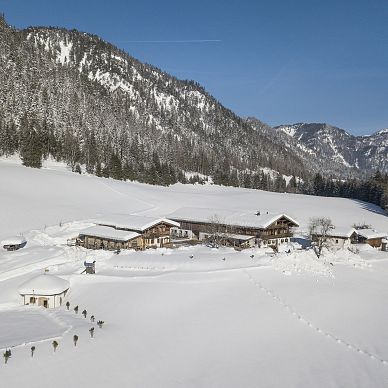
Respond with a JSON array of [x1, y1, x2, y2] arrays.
[[273, 122, 388, 173]]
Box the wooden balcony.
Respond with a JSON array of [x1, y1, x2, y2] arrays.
[[260, 232, 293, 240]]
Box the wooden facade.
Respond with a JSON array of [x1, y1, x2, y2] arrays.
[[138, 222, 175, 249], [356, 229, 387, 249], [80, 234, 142, 251], [78, 218, 179, 251], [358, 236, 384, 248], [171, 215, 298, 247]]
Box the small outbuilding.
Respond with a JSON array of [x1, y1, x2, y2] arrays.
[[1, 236, 27, 251], [356, 229, 388, 249], [18, 274, 70, 308], [312, 227, 358, 249]]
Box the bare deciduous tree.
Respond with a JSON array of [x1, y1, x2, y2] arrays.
[[205, 214, 225, 246], [308, 217, 334, 258]]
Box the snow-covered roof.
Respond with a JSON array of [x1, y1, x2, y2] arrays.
[[18, 274, 70, 296], [79, 225, 140, 241], [96, 214, 180, 232], [1, 236, 27, 246], [168, 207, 299, 229], [326, 227, 357, 238], [356, 229, 387, 240], [220, 233, 256, 241]]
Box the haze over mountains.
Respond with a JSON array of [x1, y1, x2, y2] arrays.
[[0, 14, 387, 187]]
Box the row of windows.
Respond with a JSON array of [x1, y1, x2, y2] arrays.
[[262, 238, 289, 245]]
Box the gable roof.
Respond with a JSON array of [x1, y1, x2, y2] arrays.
[[325, 227, 357, 238], [168, 207, 299, 229], [356, 229, 387, 240], [96, 214, 180, 232], [79, 225, 140, 242], [1, 236, 27, 246]]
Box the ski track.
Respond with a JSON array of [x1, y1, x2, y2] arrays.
[[242, 269, 388, 367]]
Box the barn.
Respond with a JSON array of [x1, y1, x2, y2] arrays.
[[78, 225, 141, 250], [356, 229, 388, 249]]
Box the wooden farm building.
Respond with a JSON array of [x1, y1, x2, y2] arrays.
[[356, 229, 388, 249], [18, 274, 69, 308], [168, 207, 299, 249], [77, 215, 180, 251], [78, 225, 141, 250]]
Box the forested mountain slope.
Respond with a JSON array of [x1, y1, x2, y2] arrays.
[[0, 15, 307, 187]]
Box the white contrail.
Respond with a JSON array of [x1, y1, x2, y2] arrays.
[[119, 39, 221, 43]]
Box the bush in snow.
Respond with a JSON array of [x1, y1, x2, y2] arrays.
[[73, 335, 79, 347], [89, 327, 94, 338], [97, 320, 104, 328], [82, 309, 87, 318], [90, 315, 95, 322], [74, 305, 79, 314], [3, 349, 11, 364], [52, 340, 59, 352], [66, 301, 70, 310], [31, 346, 35, 358]]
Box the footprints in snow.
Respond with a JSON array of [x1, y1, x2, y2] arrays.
[[243, 269, 388, 368]]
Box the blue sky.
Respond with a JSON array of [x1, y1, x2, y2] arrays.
[[1, 0, 387, 135]]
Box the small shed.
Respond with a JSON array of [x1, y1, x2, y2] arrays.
[[311, 227, 358, 249], [18, 274, 70, 308], [1, 236, 27, 251], [219, 233, 256, 249]]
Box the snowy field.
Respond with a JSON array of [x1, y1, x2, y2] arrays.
[[1, 160, 388, 387]]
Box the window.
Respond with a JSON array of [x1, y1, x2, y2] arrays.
[[336, 239, 339, 244], [30, 297, 36, 304]]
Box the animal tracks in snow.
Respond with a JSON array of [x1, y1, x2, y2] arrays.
[[242, 269, 388, 368]]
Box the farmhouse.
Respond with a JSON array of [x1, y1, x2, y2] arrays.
[[1, 236, 27, 251], [312, 227, 358, 249], [18, 274, 69, 308], [168, 207, 299, 248], [356, 229, 388, 249], [78, 215, 180, 250]]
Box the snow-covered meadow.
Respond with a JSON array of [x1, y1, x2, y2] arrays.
[[1, 160, 388, 387]]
